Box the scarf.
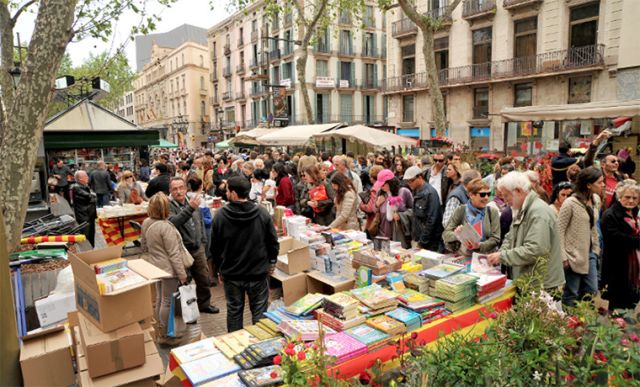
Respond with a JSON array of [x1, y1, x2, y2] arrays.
[[465, 203, 486, 240], [624, 213, 640, 288]]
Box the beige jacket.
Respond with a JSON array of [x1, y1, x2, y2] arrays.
[[557, 195, 601, 274], [140, 218, 188, 281], [330, 190, 360, 230]]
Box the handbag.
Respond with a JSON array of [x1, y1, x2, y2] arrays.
[[367, 212, 380, 237], [308, 184, 329, 213], [178, 283, 200, 324], [129, 187, 143, 204], [142, 221, 194, 269]]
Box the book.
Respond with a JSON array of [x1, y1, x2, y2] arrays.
[[315, 308, 366, 331], [171, 338, 218, 364], [350, 284, 398, 310], [471, 253, 502, 275], [396, 288, 445, 311], [323, 292, 361, 320], [91, 257, 127, 274], [238, 366, 282, 386], [420, 263, 465, 280], [386, 308, 422, 331], [345, 324, 390, 347], [366, 315, 406, 335], [323, 332, 368, 364], [277, 320, 336, 341], [180, 352, 241, 386], [95, 267, 146, 294], [285, 293, 325, 316]]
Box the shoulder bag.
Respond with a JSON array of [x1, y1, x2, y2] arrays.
[[142, 220, 194, 269]]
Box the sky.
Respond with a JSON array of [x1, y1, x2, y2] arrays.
[[14, 0, 232, 67]]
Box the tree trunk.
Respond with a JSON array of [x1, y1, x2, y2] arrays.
[[296, 49, 313, 125], [0, 211, 20, 385], [0, 0, 78, 252], [0, 4, 15, 142], [421, 27, 447, 137]]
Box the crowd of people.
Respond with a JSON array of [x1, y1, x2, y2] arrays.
[[49, 131, 640, 343]]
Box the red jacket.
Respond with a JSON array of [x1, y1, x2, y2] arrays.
[[276, 176, 295, 207]]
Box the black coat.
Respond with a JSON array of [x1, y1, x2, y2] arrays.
[[411, 183, 443, 251], [424, 167, 450, 208], [71, 184, 96, 223], [601, 201, 640, 310], [145, 173, 171, 198]]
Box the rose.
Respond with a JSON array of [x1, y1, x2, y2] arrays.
[[621, 338, 630, 347], [567, 316, 581, 329], [359, 371, 372, 385], [273, 355, 282, 365], [285, 347, 296, 356], [411, 332, 418, 340], [297, 351, 306, 360], [614, 317, 627, 329], [593, 351, 608, 365], [629, 333, 639, 343], [270, 371, 278, 379]]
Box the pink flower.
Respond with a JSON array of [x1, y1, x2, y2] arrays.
[[614, 318, 627, 329], [621, 338, 630, 347], [629, 333, 639, 343]]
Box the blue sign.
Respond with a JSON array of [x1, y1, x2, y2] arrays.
[[430, 128, 449, 137], [470, 127, 490, 137], [397, 128, 420, 138]]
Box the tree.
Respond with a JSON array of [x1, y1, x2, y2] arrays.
[[378, 0, 462, 137]]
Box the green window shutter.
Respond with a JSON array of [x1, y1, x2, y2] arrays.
[[373, 33, 377, 56], [350, 62, 355, 85], [373, 64, 378, 87]]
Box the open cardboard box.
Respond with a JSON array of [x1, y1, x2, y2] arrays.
[[270, 269, 308, 306], [20, 325, 75, 387], [69, 246, 170, 332], [276, 237, 311, 275]]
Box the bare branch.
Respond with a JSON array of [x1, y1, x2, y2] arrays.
[[10, 0, 38, 24]]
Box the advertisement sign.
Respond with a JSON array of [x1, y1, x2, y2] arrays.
[[315, 77, 334, 88]]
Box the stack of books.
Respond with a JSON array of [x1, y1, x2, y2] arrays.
[[434, 273, 478, 313], [385, 308, 422, 332], [91, 257, 128, 274], [403, 273, 430, 294], [365, 315, 406, 336], [469, 273, 508, 303], [238, 365, 282, 386], [213, 330, 261, 358], [233, 338, 284, 370], [245, 319, 281, 340], [322, 332, 368, 364], [395, 288, 448, 324], [419, 263, 466, 296], [95, 268, 146, 294], [344, 324, 391, 352], [323, 292, 361, 320], [264, 308, 315, 324], [315, 308, 366, 331], [285, 293, 326, 317], [277, 320, 336, 341], [180, 352, 241, 386], [350, 284, 398, 316]]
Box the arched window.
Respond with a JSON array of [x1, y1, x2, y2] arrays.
[[200, 76, 205, 90], [200, 101, 206, 117]]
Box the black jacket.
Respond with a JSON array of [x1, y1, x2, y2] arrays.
[[89, 169, 112, 195], [168, 198, 206, 252], [145, 173, 171, 198], [71, 184, 97, 223], [411, 183, 443, 251], [424, 167, 450, 207], [210, 201, 279, 281]]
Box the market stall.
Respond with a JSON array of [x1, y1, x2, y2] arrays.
[[312, 124, 419, 154], [256, 123, 344, 147], [229, 127, 283, 146], [96, 205, 148, 246], [150, 138, 179, 149]]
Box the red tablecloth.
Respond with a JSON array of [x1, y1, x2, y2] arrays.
[[97, 214, 147, 246]]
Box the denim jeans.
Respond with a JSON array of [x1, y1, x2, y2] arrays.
[[562, 252, 599, 307], [96, 193, 110, 208], [222, 277, 269, 332], [188, 246, 212, 309]]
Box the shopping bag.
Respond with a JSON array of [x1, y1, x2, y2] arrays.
[[178, 283, 200, 324], [167, 291, 179, 337]]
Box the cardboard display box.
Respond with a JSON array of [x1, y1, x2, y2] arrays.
[[20, 326, 75, 387], [78, 313, 146, 378], [69, 246, 170, 332], [270, 269, 308, 306], [276, 237, 311, 275], [306, 270, 354, 295]]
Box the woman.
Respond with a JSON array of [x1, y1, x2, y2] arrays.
[[329, 173, 360, 230], [139, 159, 151, 182], [376, 175, 413, 247], [549, 181, 573, 216], [557, 166, 603, 307], [117, 171, 147, 204], [601, 179, 640, 310], [250, 168, 269, 202], [394, 159, 409, 179], [298, 165, 335, 225], [141, 192, 189, 345], [442, 178, 500, 256], [359, 165, 384, 238], [444, 163, 463, 198], [273, 162, 295, 208]]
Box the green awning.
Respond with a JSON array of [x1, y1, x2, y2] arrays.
[[43, 130, 159, 149], [214, 139, 232, 149], [150, 138, 178, 148]]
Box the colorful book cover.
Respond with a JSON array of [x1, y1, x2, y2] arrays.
[[171, 338, 218, 364], [96, 268, 146, 294], [345, 324, 390, 346], [323, 332, 368, 362], [366, 315, 406, 334], [239, 366, 282, 387], [386, 308, 422, 326], [180, 352, 241, 386], [420, 263, 465, 280], [249, 338, 284, 359], [325, 292, 360, 309], [285, 293, 325, 316], [350, 284, 397, 308]]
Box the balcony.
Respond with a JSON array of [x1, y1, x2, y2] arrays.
[[235, 91, 246, 101], [336, 78, 356, 89], [199, 88, 208, 96], [210, 72, 218, 83], [251, 30, 259, 42], [284, 13, 293, 28], [361, 78, 379, 90], [462, 0, 497, 21], [425, 7, 453, 26], [222, 91, 233, 101], [338, 44, 355, 57], [282, 45, 294, 58], [363, 16, 375, 29], [382, 45, 605, 92], [314, 43, 331, 56], [210, 96, 220, 106], [503, 0, 542, 10], [223, 66, 232, 77], [361, 47, 378, 59], [236, 62, 246, 74], [270, 49, 281, 62], [224, 43, 231, 55], [271, 20, 280, 34], [250, 87, 265, 98], [392, 18, 418, 38], [249, 57, 259, 69], [237, 38, 244, 48]]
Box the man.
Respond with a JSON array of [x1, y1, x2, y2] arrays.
[[298, 147, 317, 176], [423, 152, 450, 207], [447, 152, 461, 164], [145, 163, 171, 198], [442, 169, 481, 227], [89, 161, 112, 208], [51, 159, 72, 201], [601, 154, 624, 209], [210, 176, 279, 332], [168, 177, 219, 314], [374, 152, 385, 166], [71, 171, 97, 247], [332, 155, 362, 193], [271, 149, 281, 163], [403, 166, 443, 251], [551, 131, 609, 186], [487, 172, 565, 291]]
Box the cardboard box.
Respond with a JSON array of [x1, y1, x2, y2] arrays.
[[35, 292, 76, 327], [270, 269, 307, 305], [69, 246, 170, 332], [20, 326, 75, 387], [276, 237, 311, 275], [78, 313, 146, 378], [306, 270, 354, 295]]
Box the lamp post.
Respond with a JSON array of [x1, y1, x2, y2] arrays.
[[9, 63, 21, 89]]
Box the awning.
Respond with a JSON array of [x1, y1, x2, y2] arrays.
[[313, 125, 418, 149], [501, 99, 640, 122], [43, 130, 160, 149], [228, 127, 282, 146], [150, 138, 178, 148], [257, 123, 344, 146], [214, 139, 232, 149]]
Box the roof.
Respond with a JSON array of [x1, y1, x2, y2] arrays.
[[257, 123, 344, 146], [501, 99, 640, 121], [45, 99, 141, 131], [313, 125, 418, 149], [135, 24, 208, 71]]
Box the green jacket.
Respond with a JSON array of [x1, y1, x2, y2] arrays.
[[442, 205, 500, 254], [500, 192, 565, 290]]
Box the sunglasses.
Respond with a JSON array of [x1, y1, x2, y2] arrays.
[[477, 191, 491, 198], [433, 158, 445, 163]]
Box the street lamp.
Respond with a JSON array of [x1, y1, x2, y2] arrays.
[[9, 62, 21, 89]]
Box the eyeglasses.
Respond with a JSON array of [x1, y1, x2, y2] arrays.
[[610, 160, 619, 164], [477, 191, 491, 198], [433, 158, 445, 163]]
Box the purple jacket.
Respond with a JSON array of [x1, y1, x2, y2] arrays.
[[378, 187, 414, 238]]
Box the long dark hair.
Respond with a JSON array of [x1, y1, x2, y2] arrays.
[[573, 166, 602, 228], [273, 162, 288, 185], [331, 173, 355, 204], [385, 177, 401, 196], [550, 181, 573, 204]]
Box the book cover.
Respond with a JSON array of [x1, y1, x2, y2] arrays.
[[420, 263, 465, 280], [345, 324, 390, 346], [180, 352, 241, 386], [171, 338, 219, 364], [239, 366, 282, 387], [366, 315, 406, 334], [285, 293, 325, 316], [323, 332, 368, 362]]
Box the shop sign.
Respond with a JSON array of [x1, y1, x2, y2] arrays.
[[315, 77, 334, 88]]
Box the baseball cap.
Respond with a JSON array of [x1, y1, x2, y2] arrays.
[[373, 169, 395, 190], [403, 166, 423, 181]]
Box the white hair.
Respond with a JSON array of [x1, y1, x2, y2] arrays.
[[497, 171, 531, 193], [74, 170, 87, 181], [616, 179, 640, 199], [524, 170, 540, 184]]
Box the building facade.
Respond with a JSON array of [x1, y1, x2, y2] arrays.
[[384, 0, 640, 152], [207, 0, 388, 138], [113, 91, 136, 123], [133, 41, 212, 148]]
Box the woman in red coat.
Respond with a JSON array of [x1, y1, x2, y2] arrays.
[[273, 162, 295, 208]]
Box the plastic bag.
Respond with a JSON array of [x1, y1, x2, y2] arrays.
[[179, 283, 199, 324], [167, 291, 178, 337]]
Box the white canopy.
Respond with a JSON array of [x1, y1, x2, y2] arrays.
[[313, 125, 418, 149], [257, 123, 343, 146], [501, 99, 640, 122], [229, 127, 282, 145]]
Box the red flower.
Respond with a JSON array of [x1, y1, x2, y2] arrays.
[[567, 316, 581, 329], [287, 342, 295, 350], [273, 355, 282, 365], [593, 351, 608, 364], [359, 371, 372, 385], [411, 332, 418, 340], [270, 371, 278, 379], [297, 351, 306, 360], [285, 347, 296, 356], [623, 370, 632, 380], [487, 312, 497, 319], [614, 317, 627, 329], [630, 333, 639, 343], [565, 374, 576, 382]]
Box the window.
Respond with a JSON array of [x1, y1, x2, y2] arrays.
[[363, 32, 376, 56], [170, 79, 174, 92], [402, 95, 414, 122], [316, 94, 330, 123], [175, 58, 178, 69], [200, 76, 205, 90], [568, 75, 592, 104], [340, 94, 353, 123], [514, 17, 537, 58], [200, 101, 206, 117], [316, 28, 330, 52], [272, 65, 280, 84], [200, 55, 204, 67], [570, 2, 599, 48], [239, 27, 244, 43], [282, 62, 293, 82], [182, 75, 186, 90], [365, 6, 375, 27], [283, 30, 293, 55], [473, 88, 489, 118], [472, 27, 492, 78], [183, 101, 187, 115], [252, 20, 257, 32], [339, 30, 352, 55], [316, 60, 328, 77], [401, 44, 415, 76], [434, 37, 449, 82], [363, 63, 377, 88], [181, 53, 185, 66], [339, 9, 351, 25], [514, 83, 532, 107], [339, 61, 353, 84]]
